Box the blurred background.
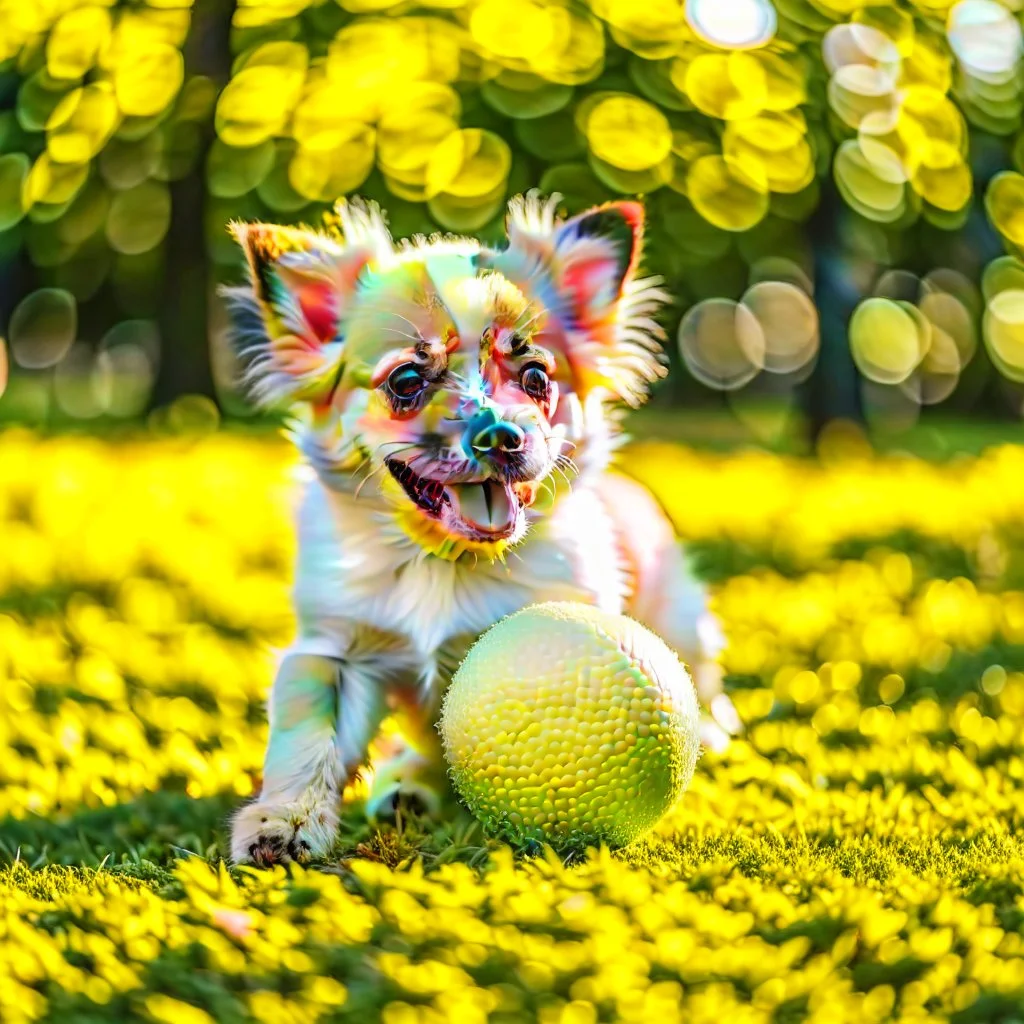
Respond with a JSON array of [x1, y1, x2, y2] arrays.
[[3, 0, 1024, 447]]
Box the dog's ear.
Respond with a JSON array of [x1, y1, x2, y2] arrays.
[[551, 201, 644, 325], [222, 200, 391, 407], [485, 194, 666, 406]]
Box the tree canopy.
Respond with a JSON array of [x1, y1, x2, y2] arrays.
[[2, 0, 1024, 427]]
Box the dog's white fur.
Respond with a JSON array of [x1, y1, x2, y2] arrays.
[[226, 195, 731, 865]]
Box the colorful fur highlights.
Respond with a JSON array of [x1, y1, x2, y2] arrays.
[[224, 193, 732, 864]]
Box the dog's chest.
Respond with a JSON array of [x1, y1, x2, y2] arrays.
[[292, 477, 629, 658]]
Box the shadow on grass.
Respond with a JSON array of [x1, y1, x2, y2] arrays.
[[0, 787, 501, 886], [0, 790, 237, 878]]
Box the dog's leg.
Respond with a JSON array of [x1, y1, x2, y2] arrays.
[[365, 685, 449, 821], [231, 653, 385, 865]]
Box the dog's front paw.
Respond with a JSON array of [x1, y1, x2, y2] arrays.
[[231, 794, 339, 866]]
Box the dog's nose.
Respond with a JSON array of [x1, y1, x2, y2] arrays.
[[468, 409, 524, 455], [472, 422, 524, 454]]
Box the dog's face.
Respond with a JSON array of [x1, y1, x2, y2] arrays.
[[225, 194, 665, 557], [328, 259, 564, 549]]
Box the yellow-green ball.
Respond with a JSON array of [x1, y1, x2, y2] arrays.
[[440, 601, 701, 848]]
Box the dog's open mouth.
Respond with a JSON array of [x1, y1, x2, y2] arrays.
[[384, 458, 527, 540]]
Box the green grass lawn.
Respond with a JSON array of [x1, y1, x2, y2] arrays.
[[2, 430, 1024, 1023]]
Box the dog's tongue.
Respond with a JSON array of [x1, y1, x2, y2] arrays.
[[456, 480, 514, 531]]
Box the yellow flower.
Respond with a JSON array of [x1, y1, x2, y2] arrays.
[[145, 995, 216, 1024]]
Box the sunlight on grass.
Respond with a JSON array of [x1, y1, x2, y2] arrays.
[[2, 429, 1024, 1022]]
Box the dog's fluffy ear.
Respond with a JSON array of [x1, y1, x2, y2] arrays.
[[485, 193, 667, 406], [222, 200, 392, 407], [551, 201, 644, 322]]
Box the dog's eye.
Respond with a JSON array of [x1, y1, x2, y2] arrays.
[[507, 332, 528, 356], [386, 364, 426, 401], [520, 363, 550, 400]]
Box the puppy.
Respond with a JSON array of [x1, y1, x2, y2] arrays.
[[224, 193, 734, 865]]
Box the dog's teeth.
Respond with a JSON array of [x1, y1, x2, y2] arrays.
[[386, 459, 449, 517], [458, 481, 514, 530]]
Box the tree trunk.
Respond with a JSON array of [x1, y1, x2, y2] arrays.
[[151, 0, 235, 408], [801, 182, 865, 440]]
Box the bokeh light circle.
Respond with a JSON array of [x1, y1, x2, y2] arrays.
[[834, 140, 906, 223], [684, 0, 776, 50], [740, 281, 820, 374], [947, 0, 1023, 77], [47, 83, 118, 164], [683, 53, 767, 121], [425, 129, 511, 200], [984, 289, 1024, 382], [828, 65, 897, 131], [874, 268, 921, 303], [584, 95, 672, 172], [94, 346, 155, 418], [858, 108, 910, 184], [678, 298, 766, 390], [919, 291, 976, 366], [470, 0, 556, 62], [849, 297, 923, 384], [986, 172, 1024, 246], [207, 140, 275, 199], [105, 182, 172, 256], [289, 128, 376, 202], [0, 154, 29, 231], [723, 114, 814, 194], [748, 256, 813, 295], [912, 155, 972, 214], [47, 6, 112, 81], [922, 267, 980, 319], [54, 344, 103, 420], [686, 155, 768, 231], [9, 288, 77, 370], [912, 320, 963, 405], [215, 66, 304, 148], [379, 104, 460, 200], [982, 256, 1024, 301], [101, 320, 160, 363], [96, 322, 157, 418], [113, 44, 185, 119], [823, 23, 901, 75]]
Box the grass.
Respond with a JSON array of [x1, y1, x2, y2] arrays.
[[2, 428, 1024, 1023]]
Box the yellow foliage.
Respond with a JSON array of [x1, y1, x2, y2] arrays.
[[0, 434, 1023, 1020]]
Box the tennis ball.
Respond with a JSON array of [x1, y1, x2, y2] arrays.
[[439, 601, 701, 848]]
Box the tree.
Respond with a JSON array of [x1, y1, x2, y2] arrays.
[[3, 0, 1024, 428], [151, 0, 234, 407]]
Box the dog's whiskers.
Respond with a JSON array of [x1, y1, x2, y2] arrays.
[[506, 547, 527, 567], [354, 461, 390, 501], [551, 465, 573, 491], [549, 453, 579, 493], [517, 306, 546, 334], [556, 453, 580, 476], [353, 442, 418, 500], [379, 326, 422, 343], [387, 310, 423, 336], [375, 440, 419, 454]]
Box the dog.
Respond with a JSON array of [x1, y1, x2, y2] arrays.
[[224, 193, 735, 865]]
